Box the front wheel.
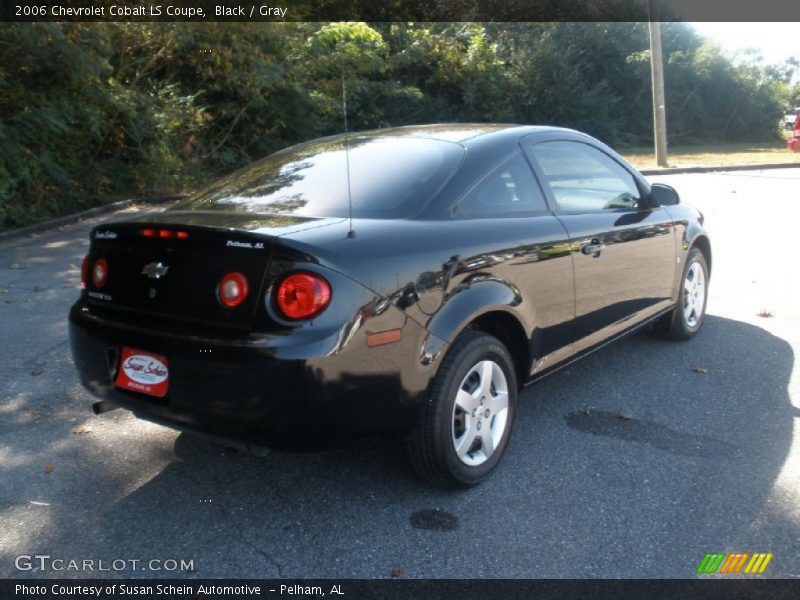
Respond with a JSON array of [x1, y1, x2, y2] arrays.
[[404, 331, 517, 488], [658, 247, 709, 340]]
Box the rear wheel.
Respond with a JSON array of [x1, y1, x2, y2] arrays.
[[658, 247, 708, 340], [404, 331, 517, 488]]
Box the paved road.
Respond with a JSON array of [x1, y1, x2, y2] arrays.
[[1, 170, 799, 579]]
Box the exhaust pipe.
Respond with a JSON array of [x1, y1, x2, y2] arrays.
[[92, 400, 120, 415]]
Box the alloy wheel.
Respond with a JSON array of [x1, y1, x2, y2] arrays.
[[683, 260, 706, 327], [451, 360, 510, 466]]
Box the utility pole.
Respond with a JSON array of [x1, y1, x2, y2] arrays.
[[648, 0, 668, 167]]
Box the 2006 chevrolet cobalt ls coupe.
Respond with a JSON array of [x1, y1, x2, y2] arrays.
[[70, 124, 710, 487]]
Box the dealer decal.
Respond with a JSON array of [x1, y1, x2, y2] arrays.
[[226, 239, 265, 250], [114, 348, 169, 398]]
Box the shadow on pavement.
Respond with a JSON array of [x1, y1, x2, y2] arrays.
[[2, 315, 796, 578]]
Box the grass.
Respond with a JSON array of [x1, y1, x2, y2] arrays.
[[622, 136, 799, 170]]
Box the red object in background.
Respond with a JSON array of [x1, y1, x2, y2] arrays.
[[788, 117, 800, 153]]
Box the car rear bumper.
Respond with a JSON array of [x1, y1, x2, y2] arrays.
[[69, 300, 437, 450]]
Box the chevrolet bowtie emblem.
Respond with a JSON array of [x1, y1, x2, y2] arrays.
[[142, 262, 169, 279]]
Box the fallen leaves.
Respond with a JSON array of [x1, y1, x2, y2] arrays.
[[617, 412, 632, 421], [72, 425, 92, 435], [757, 309, 774, 318], [31, 369, 43, 376], [44, 464, 55, 475], [390, 568, 406, 578], [691, 367, 709, 374]]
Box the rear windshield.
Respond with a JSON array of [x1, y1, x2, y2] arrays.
[[174, 136, 464, 219]]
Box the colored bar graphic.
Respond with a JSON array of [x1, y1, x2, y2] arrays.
[[719, 554, 736, 573], [700, 552, 773, 574], [733, 553, 750, 573], [697, 553, 726, 574], [744, 553, 774, 574], [745, 554, 759, 573], [759, 554, 774, 573], [709, 553, 725, 573], [719, 553, 749, 573], [696, 553, 713, 574]]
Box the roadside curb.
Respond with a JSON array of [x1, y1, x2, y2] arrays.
[[639, 162, 799, 176], [0, 194, 186, 244]]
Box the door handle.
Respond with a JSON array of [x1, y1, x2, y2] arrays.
[[581, 239, 604, 257]]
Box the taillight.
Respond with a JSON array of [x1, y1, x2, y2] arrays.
[[275, 272, 331, 320], [217, 272, 249, 308], [80, 255, 90, 288], [92, 258, 108, 288]]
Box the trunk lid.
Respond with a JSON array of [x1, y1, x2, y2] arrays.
[[85, 213, 343, 330]]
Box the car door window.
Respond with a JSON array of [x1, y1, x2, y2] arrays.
[[453, 153, 547, 219], [526, 141, 642, 213]]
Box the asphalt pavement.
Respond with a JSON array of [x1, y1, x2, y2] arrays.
[[1, 170, 799, 579]]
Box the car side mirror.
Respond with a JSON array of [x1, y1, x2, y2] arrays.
[[650, 183, 680, 206]]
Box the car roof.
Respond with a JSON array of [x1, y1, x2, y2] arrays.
[[314, 123, 576, 146]]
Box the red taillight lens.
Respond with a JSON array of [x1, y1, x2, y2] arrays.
[[92, 258, 108, 288], [275, 273, 331, 320], [217, 272, 249, 308], [140, 228, 189, 239], [81, 255, 90, 288]]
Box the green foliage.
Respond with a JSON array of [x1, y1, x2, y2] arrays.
[[303, 22, 393, 130], [1, 24, 115, 225], [0, 21, 794, 230]]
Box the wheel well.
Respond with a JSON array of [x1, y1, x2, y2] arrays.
[[467, 311, 530, 388], [693, 235, 712, 275]]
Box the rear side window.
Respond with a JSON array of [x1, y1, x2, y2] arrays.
[[175, 136, 464, 219], [526, 141, 642, 212], [453, 153, 547, 219]]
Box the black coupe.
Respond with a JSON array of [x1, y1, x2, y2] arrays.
[[69, 124, 711, 487]]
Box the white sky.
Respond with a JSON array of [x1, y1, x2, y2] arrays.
[[690, 22, 799, 66]]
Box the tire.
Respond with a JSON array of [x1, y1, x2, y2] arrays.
[[657, 247, 709, 340], [404, 330, 517, 488]]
